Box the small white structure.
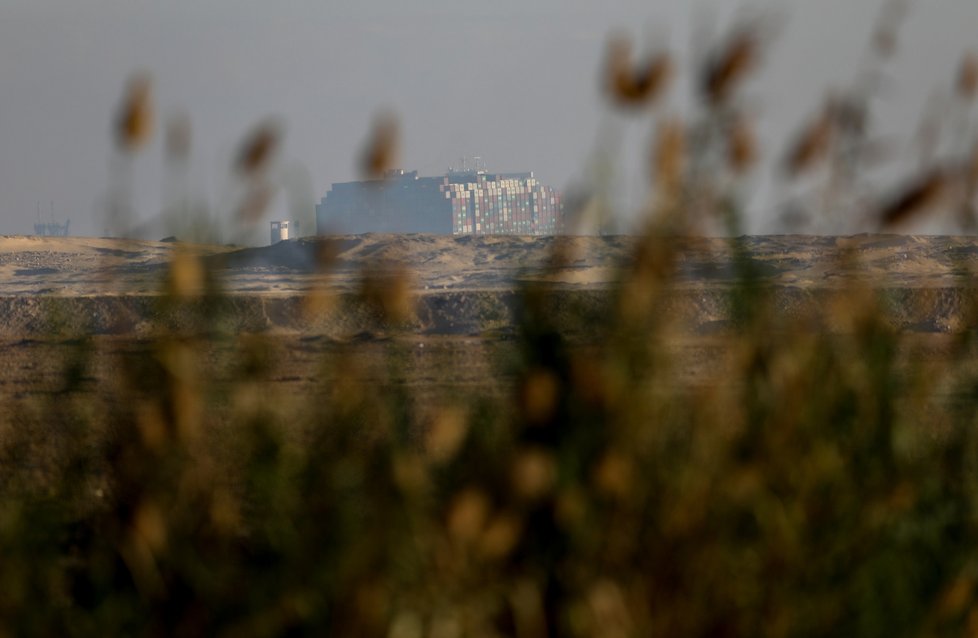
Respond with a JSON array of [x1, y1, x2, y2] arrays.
[[270, 220, 297, 245]]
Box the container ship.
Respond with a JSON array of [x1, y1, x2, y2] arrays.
[[316, 168, 563, 236]]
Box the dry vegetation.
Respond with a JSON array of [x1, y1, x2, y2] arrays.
[[5, 3, 978, 636]]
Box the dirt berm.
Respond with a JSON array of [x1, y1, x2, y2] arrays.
[[0, 285, 972, 338], [1, 233, 977, 337]]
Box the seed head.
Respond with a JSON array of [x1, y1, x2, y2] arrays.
[[235, 119, 281, 176], [167, 249, 204, 298], [521, 368, 560, 425], [878, 169, 950, 229], [115, 73, 154, 151], [604, 35, 673, 108], [361, 112, 400, 179], [782, 106, 834, 177], [479, 513, 522, 560], [447, 489, 490, 543], [510, 447, 557, 501], [425, 407, 468, 464], [702, 30, 758, 106]]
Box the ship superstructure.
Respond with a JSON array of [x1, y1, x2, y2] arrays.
[[316, 168, 562, 236]]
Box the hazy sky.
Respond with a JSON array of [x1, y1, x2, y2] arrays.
[[1, 0, 976, 239]]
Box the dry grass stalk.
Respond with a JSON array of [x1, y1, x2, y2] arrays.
[[968, 141, 978, 189], [114, 73, 154, 151], [166, 249, 205, 299], [520, 368, 559, 425], [359, 267, 414, 323], [727, 114, 758, 174], [165, 111, 192, 162], [313, 237, 341, 271], [914, 98, 944, 161], [604, 35, 673, 108], [957, 52, 978, 100], [957, 147, 978, 229], [235, 182, 274, 223], [652, 117, 685, 191]]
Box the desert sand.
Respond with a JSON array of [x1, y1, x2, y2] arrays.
[[0, 233, 977, 337], [3, 233, 976, 296]]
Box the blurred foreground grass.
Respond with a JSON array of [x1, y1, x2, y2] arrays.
[[7, 234, 978, 638], [6, 5, 978, 637]]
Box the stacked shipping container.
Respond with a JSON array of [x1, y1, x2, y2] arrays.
[[440, 171, 562, 236]]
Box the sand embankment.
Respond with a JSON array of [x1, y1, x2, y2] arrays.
[[0, 233, 976, 337]]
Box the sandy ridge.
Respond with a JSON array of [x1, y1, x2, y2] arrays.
[[0, 233, 976, 336]]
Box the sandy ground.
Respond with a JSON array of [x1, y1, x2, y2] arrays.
[[1, 233, 976, 340], [0, 235, 228, 296], [3, 233, 977, 299]]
